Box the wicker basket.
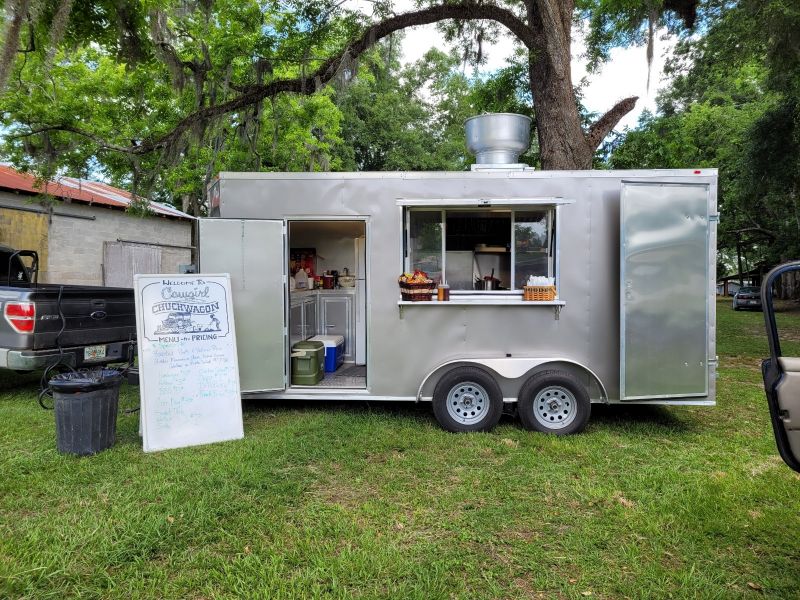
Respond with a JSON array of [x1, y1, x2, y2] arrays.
[[399, 281, 435, 301], [523, 285, 557, 301]]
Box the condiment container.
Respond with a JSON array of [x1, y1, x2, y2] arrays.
[[437, 283, 450, 301], [294, 269, 309, 289]]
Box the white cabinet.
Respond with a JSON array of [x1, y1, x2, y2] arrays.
[[303, 296, 317, 339], [289, 294, 319, 347], [319, 293, 355, 362], [291, 291, 355, 361], [289, 301, 304, 349]]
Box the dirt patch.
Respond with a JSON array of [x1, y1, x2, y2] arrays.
[[660, 549, 683, 570], [749, 455, 783, 477], [512, 577, 566, 599], [310, 474, 378, 510], [612, 492, 635, 509], [363, 449, 407, 464], [503, 528, 541, 543], [771, 299, 800, 314], [719, 356, 762, 371], [745, 323, 800, 343]]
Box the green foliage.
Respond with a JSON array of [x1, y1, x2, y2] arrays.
[[578, 0, 700, 70], [0, 0, 705, 210], [334, 44, 464, 171], [333, 41, 541, 172], [0, 0, 359, 213], [610, 0, 800, 276]]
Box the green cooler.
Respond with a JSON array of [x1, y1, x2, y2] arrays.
[[291, 341, 325, 385]]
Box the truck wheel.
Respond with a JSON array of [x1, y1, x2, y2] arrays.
[[517, 370, 591, 435], [432, 367, 503, 433]]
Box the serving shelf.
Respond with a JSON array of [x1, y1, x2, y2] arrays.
[[397, 298, 565, 319]]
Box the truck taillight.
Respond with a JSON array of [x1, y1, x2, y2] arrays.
[[4, 302, 35, 333]]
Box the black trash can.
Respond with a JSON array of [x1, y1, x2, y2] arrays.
[[49, 368, 123, 456]]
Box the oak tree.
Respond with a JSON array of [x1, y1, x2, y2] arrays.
[[0, 0, 699, 187]]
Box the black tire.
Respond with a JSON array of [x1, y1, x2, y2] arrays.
[[517, 370, 591, 435], [432, 366, 503, 433]]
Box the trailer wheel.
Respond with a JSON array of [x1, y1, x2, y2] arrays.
[[432, 367, 503, 433], [517, 370, 591, 435]]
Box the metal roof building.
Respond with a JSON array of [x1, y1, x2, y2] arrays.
[[0, 166, 194, 286]]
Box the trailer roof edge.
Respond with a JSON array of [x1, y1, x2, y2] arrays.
[[216, 168, 718, 181]]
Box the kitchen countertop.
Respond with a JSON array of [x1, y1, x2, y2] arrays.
[[290, 287, 357, 297]]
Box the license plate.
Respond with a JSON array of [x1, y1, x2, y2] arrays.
[[749, 300, 758, 305], [84, 345, 107, 361]]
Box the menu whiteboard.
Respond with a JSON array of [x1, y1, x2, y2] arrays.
[[134, 274, 244, 452]]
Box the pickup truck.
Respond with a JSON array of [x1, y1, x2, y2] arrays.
[[0, 244, 136, 371]]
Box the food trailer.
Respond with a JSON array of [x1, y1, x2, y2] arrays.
[[198, 114, 718, 434]]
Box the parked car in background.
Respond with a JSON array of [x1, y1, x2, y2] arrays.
[[733, 286, 762, 310]]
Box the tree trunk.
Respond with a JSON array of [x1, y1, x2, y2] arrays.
[[526, 0, 637, 169], [525, 0, 593, 169], [528, 55, 593, 169]]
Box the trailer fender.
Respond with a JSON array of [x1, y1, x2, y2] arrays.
[[416, 358, 608, 404]]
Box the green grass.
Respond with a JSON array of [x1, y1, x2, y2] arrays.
[[2, 298, 799, 599]]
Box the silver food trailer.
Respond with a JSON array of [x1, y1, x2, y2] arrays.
[[198, 115, 718, 434]]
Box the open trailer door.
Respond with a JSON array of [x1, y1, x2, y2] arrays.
[[761, 261, 800, 473], [199, 219, 286, 393], [620, 181, 712, 400]]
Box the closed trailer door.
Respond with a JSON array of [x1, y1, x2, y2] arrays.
[[621, 182, 711, 400], [198, 219, 286, 392]]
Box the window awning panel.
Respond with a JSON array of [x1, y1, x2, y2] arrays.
[[396, 197, 574, 207]]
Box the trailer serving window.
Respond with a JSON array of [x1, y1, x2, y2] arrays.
[[401, 198, 570, 298]]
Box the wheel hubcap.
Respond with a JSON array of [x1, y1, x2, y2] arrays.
[[446, 381, 489, 425], [533, 385, 577, 429]]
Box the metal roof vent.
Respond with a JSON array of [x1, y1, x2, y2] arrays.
[[465, 113, 533, 171]]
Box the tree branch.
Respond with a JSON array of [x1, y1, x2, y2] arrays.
[[732, 226, 777, 240], [0, 0, 32, 91], [585, 96, 638, 150], [11, 3, 536, 156], [7, 124, 137, 154]]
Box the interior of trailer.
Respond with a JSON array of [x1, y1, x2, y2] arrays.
[[288, 220, 367, 389]]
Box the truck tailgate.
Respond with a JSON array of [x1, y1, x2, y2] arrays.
[[31, 286, 136, 349]]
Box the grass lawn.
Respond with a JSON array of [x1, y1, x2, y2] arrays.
[[1, 298, 799, 599]]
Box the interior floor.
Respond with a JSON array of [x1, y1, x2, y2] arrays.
[[291, 363, 366, 389], [316, 364, 366, 388]]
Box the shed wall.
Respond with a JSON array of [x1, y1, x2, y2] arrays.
[[0, 192, 192, 286], [0, 192, 50, 275]]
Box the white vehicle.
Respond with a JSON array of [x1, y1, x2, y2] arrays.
[[198, 114, 719, 434]]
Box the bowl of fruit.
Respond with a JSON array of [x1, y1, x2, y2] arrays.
[[398, 270, 435, 301]]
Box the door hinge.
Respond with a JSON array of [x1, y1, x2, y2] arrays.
[[709, 214, 720, 222]]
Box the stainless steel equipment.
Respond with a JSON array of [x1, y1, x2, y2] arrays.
[[465, 113, 532, 165]]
